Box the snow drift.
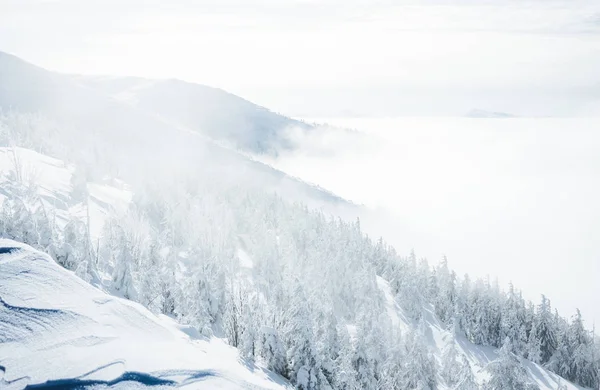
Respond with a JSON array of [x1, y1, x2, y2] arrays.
[[0, 240, 288, 390]]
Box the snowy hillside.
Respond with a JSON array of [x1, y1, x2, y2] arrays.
[[0, 145, 593, 390], [1, 50, 599, 390], [0, 51, 346, 208], [375, 276, 584, 390], [0, 240, 288, 390], [1, 50, 309, 158], [75, 75, 311, 155]]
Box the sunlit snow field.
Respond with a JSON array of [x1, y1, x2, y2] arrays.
[[265, 117, 600, 328]]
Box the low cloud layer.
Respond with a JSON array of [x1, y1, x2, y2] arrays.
[[265, 116, 600, 327]]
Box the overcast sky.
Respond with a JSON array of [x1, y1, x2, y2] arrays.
[[1, 0, 600, 116]]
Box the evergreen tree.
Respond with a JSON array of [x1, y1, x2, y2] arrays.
[[434, 256, 456, 325], [527, 317, 542, 364], [536, 295, 557, 364], [441, 335, 461, 387], [566, 310, 598, 388], [259, 325, 287, 376], [239, 294, 257, 363], [548, 322, 571, 379], [137, 241, 163, 313], [284, 283, 322, 390], [484, 338, 539, 390], [352, 331, 377, 390], [111, 228, 136, 300], [403, 328, 437, 390], [454, 355, 479, 390]]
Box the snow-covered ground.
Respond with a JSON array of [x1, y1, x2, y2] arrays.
[[0, 148, 289, 389], [0, 240, 289, 390]]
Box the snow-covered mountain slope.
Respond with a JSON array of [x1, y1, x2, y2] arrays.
[[0, 51, 345, 209], [375, 277, 584, 390], [0, 240, 289, 390], [0, 145, 584, 390], [2, 50, 597, 390], [74, 75, 311, 155]]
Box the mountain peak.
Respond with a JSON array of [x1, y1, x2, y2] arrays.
[[466, 108, 517, 118]]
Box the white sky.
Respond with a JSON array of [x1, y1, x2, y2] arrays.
[[1, 0, 599, 116]]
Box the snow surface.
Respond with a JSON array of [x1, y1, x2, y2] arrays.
[[0, 240, 289, 390]]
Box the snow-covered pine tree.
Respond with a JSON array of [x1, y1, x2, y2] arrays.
[[441, 335, 461, 387], [334, 327, 360, 390], [315, 312, 340, 387], [352, 328, 377, 390], [259, 325, 287, 376], [484, 338, 539, 390], [403, 327, 437, 390], [137, 241, 164, 313], [454, 355, 479, 390], [527, 316, 542, 364], [566, 309, 598, 388], [456, 274, 472, 337], [239, 293, 258, 363], [536, 295, 557, 364], [396, 250, 425, 320], [284, 282, 323, 390], [547, 319, 571, 380], [56, 217, 88, 271], [377, 329, 405, 390], [434, 256, 456, 325], [32, 200, 58, 257], [501, 283, 526, 355], [102, 221, 136, 300]]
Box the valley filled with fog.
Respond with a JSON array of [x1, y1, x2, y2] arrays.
[[264, 117, 600, 328]]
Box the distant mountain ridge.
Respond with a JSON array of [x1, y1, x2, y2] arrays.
[[466, 108, 517, 118], [0, 50, 310, 156], [74, 75, 311, 155], [0, 50, 346, 208]]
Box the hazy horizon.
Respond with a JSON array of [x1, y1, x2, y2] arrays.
[[2, 0, 600, 117]]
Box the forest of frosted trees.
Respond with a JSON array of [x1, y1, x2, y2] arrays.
[[1, 111, 599, 389]]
